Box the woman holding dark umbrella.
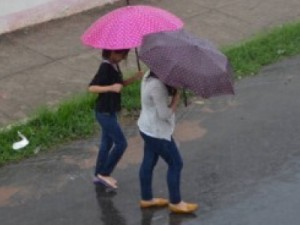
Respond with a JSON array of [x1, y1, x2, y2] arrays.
[[137, 71, 198, 214]]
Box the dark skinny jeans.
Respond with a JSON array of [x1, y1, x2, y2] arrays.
[[95, 112, 127, 176], [139, 131, 183, 204]]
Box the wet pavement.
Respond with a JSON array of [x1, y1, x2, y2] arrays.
[[1, 55, 300, 224]]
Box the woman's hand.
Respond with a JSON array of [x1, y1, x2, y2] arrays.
[[169, 89, 181, 112], [123, 71, 144, 86], [134, 71, 144, 80], [110, 83, 123, 93]]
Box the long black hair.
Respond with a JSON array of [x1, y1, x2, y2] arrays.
[[148, 71, 177, 96]]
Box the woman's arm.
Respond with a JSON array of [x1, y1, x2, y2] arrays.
[[151, 82, 179, 120], [123, 71, 144, 86], [88, 83, 123, 93], [169, 90, 180, 112]]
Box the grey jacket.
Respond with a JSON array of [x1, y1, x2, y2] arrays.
[[137, 71, 175, 141]]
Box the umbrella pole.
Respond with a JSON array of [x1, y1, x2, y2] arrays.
[[125, 0, 141, 71], [183, 89, 188, 107], [135, 48, 142, 71]]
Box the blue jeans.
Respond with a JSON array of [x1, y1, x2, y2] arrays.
[[95, 112, 127, 176], [139, 131, 183, 204]]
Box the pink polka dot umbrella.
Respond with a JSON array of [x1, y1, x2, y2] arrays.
[[139, 29, 235, 99], [81, 5, 183, 50]]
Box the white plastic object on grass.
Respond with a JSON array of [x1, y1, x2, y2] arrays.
[[12, 131, 29, 150]]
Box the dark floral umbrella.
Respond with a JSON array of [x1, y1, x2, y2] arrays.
[[139, 29, 234, 98]]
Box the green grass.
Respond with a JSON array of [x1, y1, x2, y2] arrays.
[[0, 94, 96, 166], [122, 81, 141, 111], [222, 22, 300, 79], [1, 21, 300, 166]]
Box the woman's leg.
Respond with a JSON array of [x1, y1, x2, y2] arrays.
[[155, 137, 183, 204], [139, 132, 159, 200], [98, 113, 127, 176], [95, 112, 113, 176]]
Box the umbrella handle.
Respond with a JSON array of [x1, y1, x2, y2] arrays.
[[183, 89, 188, 107], [135, 48, 142, 71]]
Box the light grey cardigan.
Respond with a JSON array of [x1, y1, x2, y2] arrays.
[[137, 71, 175, 141]]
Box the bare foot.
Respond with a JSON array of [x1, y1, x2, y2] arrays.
[[107, 177, 117, 185], [97, 174, 118, 189]]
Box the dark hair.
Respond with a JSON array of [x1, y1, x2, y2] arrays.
[[102, 49, 130, 59], [148, 71, 177, 96]]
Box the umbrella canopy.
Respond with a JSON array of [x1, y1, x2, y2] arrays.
[[81, 5, 183, 49], [139, 29, 234, 98]]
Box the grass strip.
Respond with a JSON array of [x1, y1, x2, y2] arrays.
[[0, 94, 95, 165], [223, 22, 300, 79]]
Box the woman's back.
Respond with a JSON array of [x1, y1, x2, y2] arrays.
[[138, 72, 175, 141]]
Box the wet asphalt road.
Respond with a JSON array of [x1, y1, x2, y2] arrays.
[[1, 56, 300, 224]]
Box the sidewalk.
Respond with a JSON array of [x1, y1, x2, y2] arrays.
[[1, 0, 300, 225], [0, 0, 300, 127]]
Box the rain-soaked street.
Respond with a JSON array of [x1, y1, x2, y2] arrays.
[[1, 55, 300, 225]]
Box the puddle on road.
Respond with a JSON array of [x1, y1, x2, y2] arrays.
[[175, 120, 207, 142], [0, 186, 21, 207]]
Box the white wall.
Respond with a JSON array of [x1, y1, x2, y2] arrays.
[[0, 0, 119, 34]]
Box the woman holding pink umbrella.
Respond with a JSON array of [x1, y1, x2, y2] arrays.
[[81, 3, 184, 190], [89, 49, 143, 189]]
